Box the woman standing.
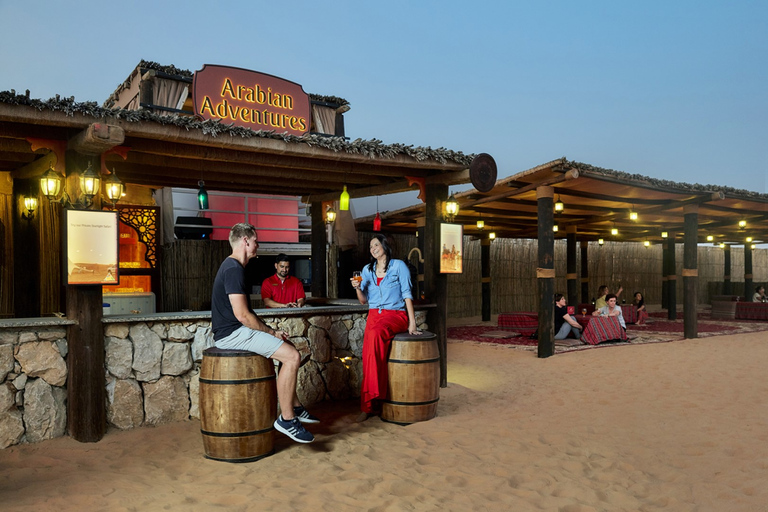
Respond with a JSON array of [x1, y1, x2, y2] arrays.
[[351, 235, 420, 419]]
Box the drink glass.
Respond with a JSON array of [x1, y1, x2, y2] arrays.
[[581, 308, 587, 316], [352, 271, 362, 284]]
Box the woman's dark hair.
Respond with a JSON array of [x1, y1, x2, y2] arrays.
[[367, 234, 392, 273], [605, 293, 617, 303], [554, 293, 564, 303], [633, 291, 642, 298], [758, 285, 765, 293]]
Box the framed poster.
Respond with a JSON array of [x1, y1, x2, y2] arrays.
[[440, 223, 463, 274], [64, 209, 119, 285]]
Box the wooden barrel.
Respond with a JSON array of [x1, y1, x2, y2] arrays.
[[199, 348, 277, 462], [381, 331, 440, 425]]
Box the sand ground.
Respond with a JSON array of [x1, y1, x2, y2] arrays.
[[2, 330, 768, 511]]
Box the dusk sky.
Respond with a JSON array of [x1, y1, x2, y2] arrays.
[[1, 0, 765, 217]]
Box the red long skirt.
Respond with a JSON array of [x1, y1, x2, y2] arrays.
[[361, 309, 408, 413]]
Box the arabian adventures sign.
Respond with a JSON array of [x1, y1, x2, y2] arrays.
[[192, 64, 311, 136]]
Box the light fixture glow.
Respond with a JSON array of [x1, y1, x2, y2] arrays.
[[746, 236, 753, 243], [629, 210, 638, 221], [553, 225, 559, 232], [476, 219, 485, 230], [598, 238, 604, 245], [489, 232, 496, 240], [706, 235, 714, 242], [739, 220, 747, 229], [79, 163, 100, 199], [611, 227, 619, 236], [661, 231, 668, 238], [445, 192, 459, 221], [40, 165, 62, 200], [643, 240, 650, 247], [719, 242, 725, 248], [339, 185, 350, 211], [197, 180, 209, 210], [104, 169, 124, 206], [325, 206, 336, 224], [554, 196, 564, 212], [373, 212, 381, 231]]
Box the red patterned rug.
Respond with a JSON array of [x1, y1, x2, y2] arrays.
[[447, 326, 538, 345]]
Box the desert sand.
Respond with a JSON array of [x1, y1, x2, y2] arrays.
[[2, 330, 768, 511]]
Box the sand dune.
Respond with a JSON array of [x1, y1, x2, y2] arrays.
[[2, 332, 768, 511]]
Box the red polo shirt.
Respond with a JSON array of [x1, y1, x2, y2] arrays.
[[261, 274, 306, 306]]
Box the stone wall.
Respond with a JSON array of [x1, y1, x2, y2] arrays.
[[0, 309, 429, 449]]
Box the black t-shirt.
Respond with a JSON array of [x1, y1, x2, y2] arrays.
[[211, 257, 248, 341], [554, 304, 568, 332]]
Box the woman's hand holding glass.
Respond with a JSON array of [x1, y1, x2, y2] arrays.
[[351, 271, 362, 290]]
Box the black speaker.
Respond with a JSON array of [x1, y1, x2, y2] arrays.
[[174, 216, 213, 239]]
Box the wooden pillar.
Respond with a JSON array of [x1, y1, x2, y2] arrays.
[[666, 235, 677, 320], [416, 217, 426, 301], [310, 200, 326, 299], [566, 227, 578, 307], [744, 244, 753, 299], [481, 237, 491, 321], [580, 240, 589, 304], [723, 244, 732, 295], [661, 241, 669, 309], [424, 183, 448, 387], [536, 186, 555, 358], [683, 205, 698, 339], [66, 285, 106, 442]]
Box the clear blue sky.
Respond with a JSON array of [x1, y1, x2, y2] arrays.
[[1, 0, 765, 217]]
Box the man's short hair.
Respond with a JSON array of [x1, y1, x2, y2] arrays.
[[605, 293, 617, 302], [275, 253, 289, 264], [229, 223, 256, 248]]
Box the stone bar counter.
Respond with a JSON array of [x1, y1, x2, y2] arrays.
[[0, 300, 431, 449]]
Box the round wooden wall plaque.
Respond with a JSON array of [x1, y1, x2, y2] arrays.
[[469, 153, 497, 193]]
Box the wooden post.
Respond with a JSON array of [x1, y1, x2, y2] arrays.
[[536, 186, 555, 358], [580, 241, 589, 305], [566, 227, 578, 307], [683, 205, 698, 339], [310, 200, 326, 299], [416, 217, 426, 301], [744, 244, 753, 299], [666, 235, 677, 320], [661, 242, 668, 309], [66, 285, 106, 442], [723, 244, 731, 295], [424, 183, 448, 387], [481, 237, 491, 321]]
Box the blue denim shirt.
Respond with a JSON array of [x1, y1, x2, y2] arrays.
[[360, 259, 413, 312]]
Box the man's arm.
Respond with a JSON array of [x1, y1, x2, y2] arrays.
[[229, 294, 286, 338], [262, 297, 286, 308]]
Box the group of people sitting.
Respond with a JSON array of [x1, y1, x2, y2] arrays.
[[554, 285, 650, 341]]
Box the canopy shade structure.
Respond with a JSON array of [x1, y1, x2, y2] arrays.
[[361, 158, 768, 246], [0, 92, 472, 199]]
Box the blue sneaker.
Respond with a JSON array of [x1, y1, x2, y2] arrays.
[[274, 415, 314, 443], [294, 405, 320, 424]]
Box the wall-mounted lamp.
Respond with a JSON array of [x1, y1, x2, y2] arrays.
[[40, 162, 104, 209], [598, 238, 604, 246], [22, 196, 38, 220], [104, 168, 125, 207], [554, 195, 564, 212], [339, 185, 350, 211], [739, 220, 747, 229], [444, 192, 459, 222], [661, 231, 668, 238], [197, 180, 209, 210], [488, 232, 496, 240], [325, 206, 337, 224]]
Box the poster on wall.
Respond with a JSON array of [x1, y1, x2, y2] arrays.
[[64, 209, 119, 285], [440, 223, 463, 274]]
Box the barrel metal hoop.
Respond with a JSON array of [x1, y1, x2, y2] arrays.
[[203, 450, 275, 463], [388, 357, 440, 365], [199, 375, 276, 385], [200, 426, 275, 437], [381, 398, 439, 406]]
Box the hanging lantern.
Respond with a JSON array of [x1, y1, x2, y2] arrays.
[[373, 211, 381, 231], [325, 206, 336, 224], [104, 169, 125, 206], [598, 238, 604, 246], [661, 231, 668, 238], [488, 232, 496, 240], [476, 219, 485, 230], [197, 180, 209, 210], [444, 193, 459, 221], [339, 186, 350, 211], [79, 163, 100, 200], [40, 164, 63, 200]]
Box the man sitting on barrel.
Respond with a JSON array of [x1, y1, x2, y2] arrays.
[[211, 223, 318, 443]]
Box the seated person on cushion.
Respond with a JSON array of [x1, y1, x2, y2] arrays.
[[554, 294, 582, 340], [593, 293, 626, 330]]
